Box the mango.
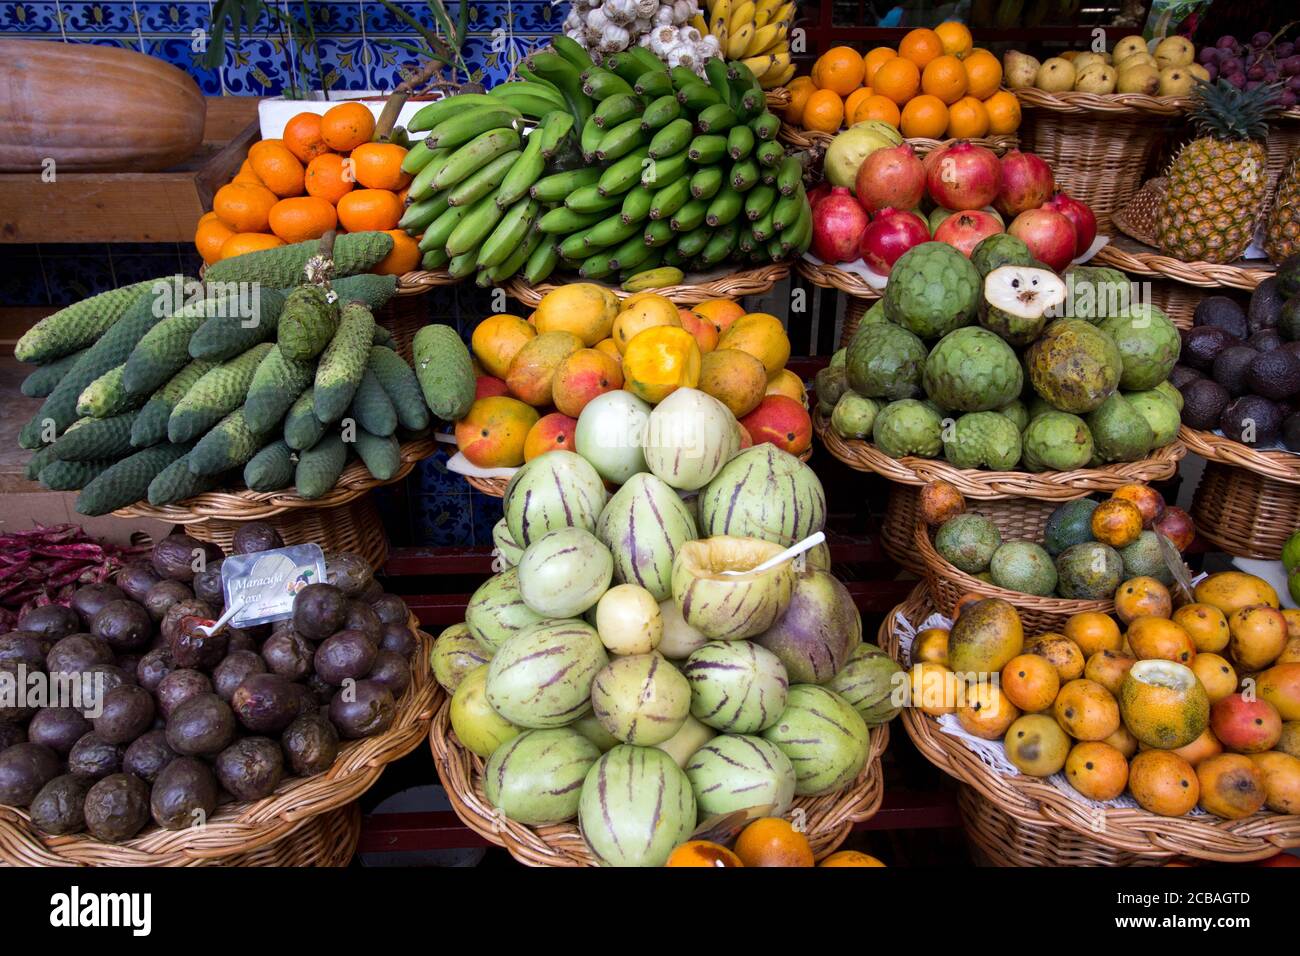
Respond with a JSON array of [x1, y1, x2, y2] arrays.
[[534, 282, 620, 345], [505, 330, 583, 406], [622, 326, 701, 404], [471, 314, 536, 379], [552, 347, 623, 418], [740, 394, 813, 456], [677, 307, 719, 354], [454, 395, 539, 467], [1193, 571, 1280, 616], [698, 348, 768, 418], [947, 598, 1023, 676], [523, 412, 578, 461], [716, 313, 791, 374]]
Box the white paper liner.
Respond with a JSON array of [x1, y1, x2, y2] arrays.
[[892, 596, 1215, 817]]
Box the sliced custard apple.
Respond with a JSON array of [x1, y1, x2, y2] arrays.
[[978, 266, 1067, 347]]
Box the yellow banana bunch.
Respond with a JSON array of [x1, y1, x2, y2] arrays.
[[704, 0, 794, 86]]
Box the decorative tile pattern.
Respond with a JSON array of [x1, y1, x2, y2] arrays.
[[0, 2, 62, 32]]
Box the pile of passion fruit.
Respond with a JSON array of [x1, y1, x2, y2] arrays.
[[0, 525, 418, 842]]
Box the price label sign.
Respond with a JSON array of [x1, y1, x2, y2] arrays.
[[220, 544, 326, 627]]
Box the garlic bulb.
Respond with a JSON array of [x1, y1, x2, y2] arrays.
[[635, 0, 659, 18], [655, 5, 674, 26], [604, 0, 637, 26], [563, 0, 715, 76]]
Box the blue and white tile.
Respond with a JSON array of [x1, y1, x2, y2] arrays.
[[59, 1, 136, 33], [514, 2, 563, 32], [312, 0, 363, 36], [415, 447, 469, 496], [364, 0, 436, 34], [0, 2, 62, 32], [470, 491, 504, 546], [412, 492, 475, 546], [367, 37, 426, 89], [135, 0, 208, 33], [145, 36, 223, 92], [221, 36, 291, 94], [314, 36, 372, 90]]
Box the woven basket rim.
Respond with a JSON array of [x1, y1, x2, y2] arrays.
[[113, 438, 436, 524], [1092, 236, 1275, 290], [884, 585, 1300, 862], [0, 626, 441, 866], [396, 269, 459, 293], [793, 258, 885, 298], [500, 263, 790, 308], [1012, 87, 1191, 117], [914, 520, 1116, 617], [429, 692, 889, 867], [1180, 426, 1300, 486], [777, 125, 1019, 158], [813, 411, 1186, 500], [221, 803, 360, 868]]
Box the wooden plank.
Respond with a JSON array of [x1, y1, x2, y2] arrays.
[[202, 96, 262, 143]]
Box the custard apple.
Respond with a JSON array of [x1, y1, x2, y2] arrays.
[[970, 233, 1035, 277], [1097, 304, 1181, 390], [845, 322, 927, 400], [978, 266, 1067, 347], [872, 399, 943, 458], [883, 242, 980, 339], [1025, 319, 1122, 414], [923, 327, 1023, 412], [943, 411, 1022, 470], [1021, 411, 1095, 471], [1063, 265, 1131, 323]]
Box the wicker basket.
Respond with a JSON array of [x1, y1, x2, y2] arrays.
[[375, 291, 428, 364], [914, 500, 1117, 633], [500, 263, 790, 309], [115, 438, 436, 567], [777, 126, 1018, 164], [0, 630, 439, 866], [429, 693, 889, 867], [1180, 425, 1300, 486], [880, 484, 926, 576], [885, 585, 1300, 864], [813, 411, 1185, 501], [1013, 89, 1186, 231], [1191, 461, 1300, 561], [1093, 235, 1274, 291], [224, 803, 360, 867]]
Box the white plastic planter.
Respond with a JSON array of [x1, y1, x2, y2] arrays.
[[258, 91, 440, 140]]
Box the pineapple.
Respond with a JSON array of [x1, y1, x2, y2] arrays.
[[1156, 80, 1281, 264], [1265, 157, 1300, 264]]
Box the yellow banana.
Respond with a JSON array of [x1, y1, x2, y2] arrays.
[[768, 39, 790, 55], [753, 0, 778, 26], [709, 0, 731, 35], [773, 2, 795, 25], [690, 13, 709, 33], [714, 19, 729, 45], [746, 22, 780, 56], [727, 22, 755, 59], [729, 0, 756, 33], [742, 53, 777, 76], [761, 61, 795, 88]]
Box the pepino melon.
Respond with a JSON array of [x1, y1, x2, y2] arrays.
[[595, 472, 699, 602], [754, 570, 863, 684], [504, 450, 608, 548], [486, 620, 608, 728], [642, 387, 740, 491], [682, 641, 789, 733], [492, 517, 524, 568], [464, 568, 545, 652], [672, 536, 795, 640], [578, 745, 696, 866], [685, 734, 796, 818], [828, 644, 905, 724], [483, 728, 601, 825], [517, 527, 613, 619], [430, 623, 492, 693], [762, 685, 871, 796], [574, 390, 651, 485], [698, 444, 826, 548], [591, 653, 691, 745]]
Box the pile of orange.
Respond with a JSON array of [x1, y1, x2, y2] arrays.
[[785, 24, 1021, 140], [195, 101, 420, 276]]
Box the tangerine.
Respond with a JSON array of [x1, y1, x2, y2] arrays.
[[336, 188, 403, 232], [733, 817, 814, 867], [248, 141, 306, 198], [873, 57, 921, 106], [946, 96, 990, 138], [900, 94, 949, 138], [899, 28, 943, 69], [195, 216, 235, 265], [282, 111, 331, 162], [320, 101, 376, 151], [373, 229, 421, 275], [213, 182, 278, 233], [921, 54, 968, 104], [802, 88, 845, 133], [852, 93, 901, 127], [863, 46, 898, 86], [665, 840, 744, 867], [305, 152, 356, 205], [267, 195, 338, 243], [219, 232, 284, 259], [963, 49, 1004, 99], [934, 21, 973, 59], [784, 76, 817, 126], [812, 46, 865, 96], [984, 90, 1021, 134], [351, 141, 413, 191]]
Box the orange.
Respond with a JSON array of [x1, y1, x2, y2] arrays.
[[373, 229, 421, 275], [213, 182, 278, 233], [863, 47, 898, 86], [898, 28, 943, 69], [963, 49, 1004, 100], [305, 152, 355, 205], [195, 216, 235, 265], [248, 141, 306, 198], [282, 111, 331, 163], [934, 21, 973, 59], [801, 88, 845, 133], [267, 195, 338, 243], [900, 94, 949, 139], [983, 90, 1021, 134], [946, 96, 990, 138], [852, 93, 901, 127], [812, 46, 864, 96], [819, 850, 885, 867], [921, 54, 968, 104], [336, 188, 403, 232], [1064, 612, 1123, 658], [219, 232, 284, 259], [665, 840, 744, 867], [844, 87, 874, 124], [351, 141, 413, 191], [232, 159, 263, 186], [872, 57, 920, 106], [320, 101, 375, 151], [621, 325, 702, 403], [733, 817, 814, 867], [784, 76, 817, 126]]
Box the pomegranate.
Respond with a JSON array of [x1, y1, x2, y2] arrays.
[[854, 143, 926, 215], [807, 181, 833, 211], [860, 208, 930, 273], [811, 186, 869, 263], [925, 141, 1002, 211], [994, 149, 1055, 217], [933, 209, 1003, 257], [1008, 207, 1078, 272], [1045, 191, 1098, 257]]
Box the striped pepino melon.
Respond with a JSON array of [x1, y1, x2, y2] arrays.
[[578, 745, 696, 866], [684, 734, 796, 818], [574, 390, 651, 485], [483, 728, 601, 826], [504, 450, 608, 548], [464, 568, 545, 652], [762, 685, 871, 796], [698, 444, 827, 548], [492, 518, 524, 568], [595, 472, 698, 602], [430, 623, 492, 693], [642, 387, 739, 491], [653, 713, 716, 767], [682, 640, 789, 733], [828, 644, 905, 725], [754, 570, 863, 685], [671, 536, 795, 641], [450, 665, 521, 758], [517, 527, 613, 619], [486, 619, 608, 728], [590, 653, 691, 745]]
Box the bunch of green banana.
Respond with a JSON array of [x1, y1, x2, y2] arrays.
[[697, 0, 796, 88], [399, 39, 810, 288]]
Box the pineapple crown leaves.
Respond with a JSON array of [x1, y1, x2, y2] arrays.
[[1189, 78, 1284, 142]]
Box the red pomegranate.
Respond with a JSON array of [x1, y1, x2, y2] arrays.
[[926, 141, 1002, 211], [1044, 191, 1098, 257], [854, 143, 926, 215], [1008, 208, 1078, 272], [811, 186, 869, 263], [860, 208, 931, 273], [933, 209, 1003, 257], [994, 150, 1055, 217]]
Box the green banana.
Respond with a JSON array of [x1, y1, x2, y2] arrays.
[[490, 80, 566, 107], [690, 166, 724, 201], [744, 184, 777, 222], [704, 58, 735, 107], [688, 135, 727, 164], [421, 248, 450, 270], [478, 198, 540, 269], [584, 213, 643, 249], [597, 146, 652, 197], [727, 124, 755, 161], [620, 185, 654, 225], [750, 111, 781, 141], [560, 228, 598, 260], [528, 51, 592, 126], [447, 249, 479, 279], [771, 182, 805, 232], [639, 94, 682, 131], [648, 118, 692, 160], [539, 205, 606, 234], [537, 110, 576, 158], [660, 245, 685, 268], [566, 183, 622, 214], [643, 219, 675, 247], [779, 202, 812, 256], [756, 140, 785, 168], [776, 154, 804, 196], [648, 178, 690, 221], [446, 188, 506, 257], [446, 149, 520, 207], [635, 69, 674, 98], [697, 103, 739, 134], [531, 167, 602, 203], [432, 127, 521, 191], [424, 107, 521, 149], [670, 66, 702, 90], [594, 117, 647, 162], [700, 222, 740, 266], [578, 251, 615, 279], [607, 234, 655, 273], [407, 148, 457, 201], [605, 50, 650, 84], [580, 114, 604, 158], [551, 35, 596, 72], [524, 238, 560, 284], [409, 93, 503, 131], [593, 93, 641, 128], [730, 158, 760, 191], [706, 188, 744, 227], [400, 140, 444, 175], [752, 204, 777, 242], [398, 193, 450, 232], [420, 201, 474, 251], [670, 198, 708, 233], [582, 68, 635, 100], [641, 149, 689, 187], [489, 92, 566, 119], [677, 82, 723, 112], [496, 133, 545, 207], [675, 225, 711, 258]]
